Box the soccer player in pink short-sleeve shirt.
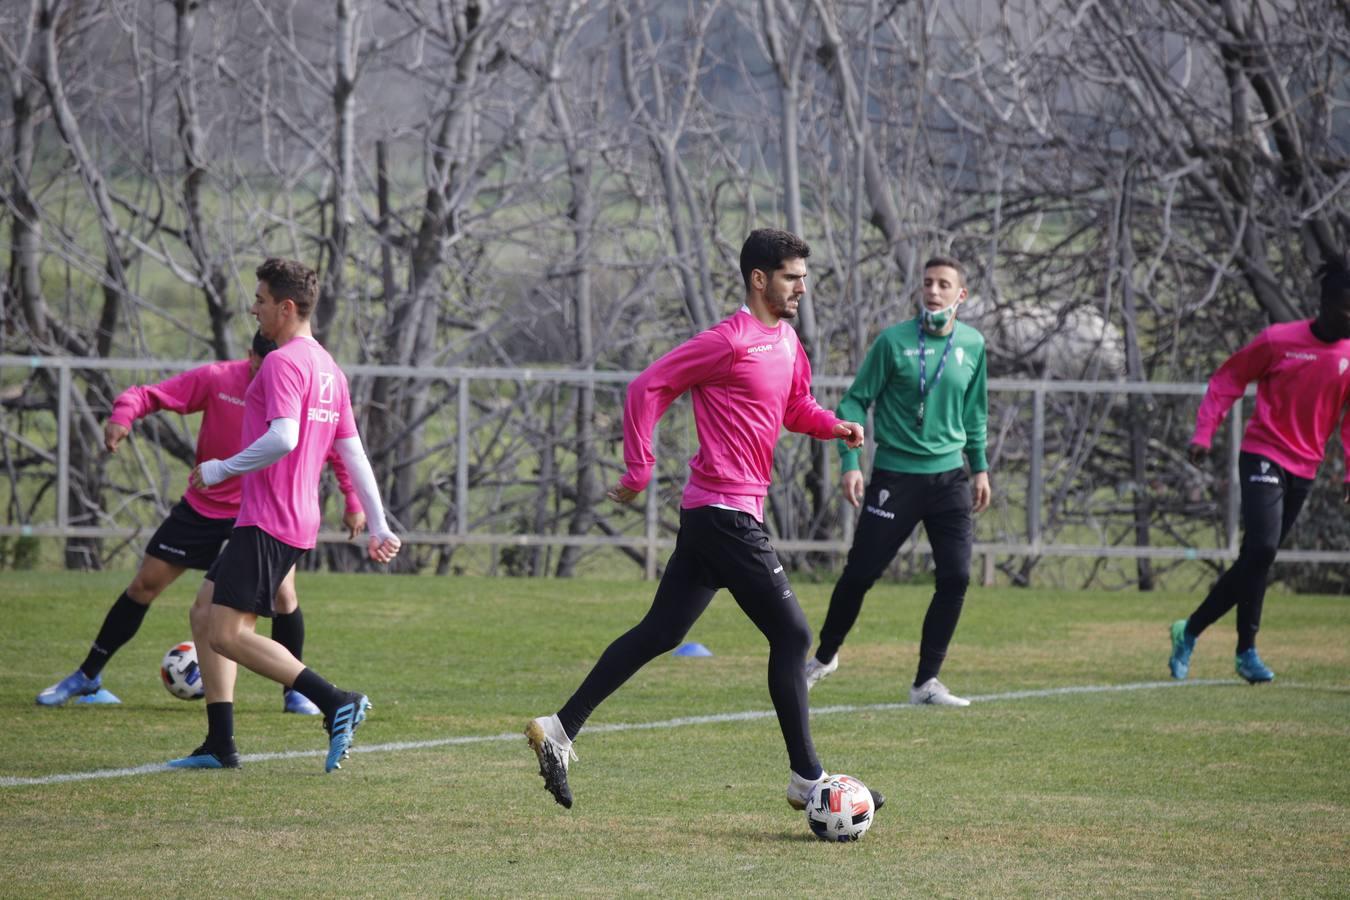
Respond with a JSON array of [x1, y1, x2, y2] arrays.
[[525, 229, 882, 819], [1169, 259, 1350, 685], [169, 258, 401, 773]]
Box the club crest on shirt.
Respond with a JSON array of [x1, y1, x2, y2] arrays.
[[955, 347, 965, 366], [1340, 358, 1348, 376]]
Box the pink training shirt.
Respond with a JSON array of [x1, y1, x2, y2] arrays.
[[619, 309, 841, 521], [235, 337, 358, 549], [110, 359, 363, 521], [110, 360, 253, 519], [1192, 320, 1350, 481]]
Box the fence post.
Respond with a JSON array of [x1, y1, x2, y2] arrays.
[[1028, 385, 1044, 550], [457, 376, 469, 536], [57, 363, 71, 530]]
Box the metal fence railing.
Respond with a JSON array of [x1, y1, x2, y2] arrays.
[[2, 356, 1347, 578]]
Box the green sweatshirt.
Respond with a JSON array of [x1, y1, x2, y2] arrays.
[[837, 317, 989, 475]]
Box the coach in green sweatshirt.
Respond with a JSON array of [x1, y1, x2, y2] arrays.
[[804, 255, 991, 706]]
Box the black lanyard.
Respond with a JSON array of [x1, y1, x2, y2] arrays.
[[916, 320, 956, 427]]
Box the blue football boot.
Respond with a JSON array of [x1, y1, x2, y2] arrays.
[[283, 688, 322, 715], [167, 742, 241, 769], [324, 693, 370, 772], [1168, 619, 1196, 680], [36, 669, 104, 706], [1235, 648, 1274, 684]]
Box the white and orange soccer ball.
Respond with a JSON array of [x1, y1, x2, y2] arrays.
[[160, 641, 205, 700], [804, 774, 876, 842]]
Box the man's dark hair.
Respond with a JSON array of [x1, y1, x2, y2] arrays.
[[1318, 256, 1350, 310], [923, 255, 967, 288], [740, 228, 811, 289], [251, 329, 278, 358], [256, 257, 319, 319]]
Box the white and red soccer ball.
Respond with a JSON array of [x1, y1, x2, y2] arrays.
[[160, 641, 205, 700], [805, 774, 876, 842]]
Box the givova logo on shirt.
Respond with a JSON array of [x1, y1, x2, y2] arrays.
[[307, 372, 340, 424]]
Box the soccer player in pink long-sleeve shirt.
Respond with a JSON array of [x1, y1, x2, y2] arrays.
[[1169, 260, 1350, 684], [526, 229, 879, 818], [35, 331, 365, 714]]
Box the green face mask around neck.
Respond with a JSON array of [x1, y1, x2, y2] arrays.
[[921, 301, 959, 333]]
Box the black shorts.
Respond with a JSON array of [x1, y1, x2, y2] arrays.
[[668, 506, 797, 603], [144, 499, 235, 570], [206, 526, 306, 618]]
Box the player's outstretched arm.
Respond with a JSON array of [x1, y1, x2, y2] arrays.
[[192, 417, 300, 488], [334, 434, 400, 564], [1192, 334, 1272, 449], [615, 331, 730, 499], [106, 365, 217, 453]]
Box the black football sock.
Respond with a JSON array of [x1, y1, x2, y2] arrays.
[[205, 702, 235, 750], [80, 592, 150, 678], [271, 608, 306, 666], [293, 668, 346, 717]]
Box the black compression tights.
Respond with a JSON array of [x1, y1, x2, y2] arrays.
[[557, 508, 820, 777]]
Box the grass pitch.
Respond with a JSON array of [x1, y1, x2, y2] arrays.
[[1, 572, 1347, 897]]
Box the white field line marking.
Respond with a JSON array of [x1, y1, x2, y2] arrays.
[[1, 678, 1238, 788]]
